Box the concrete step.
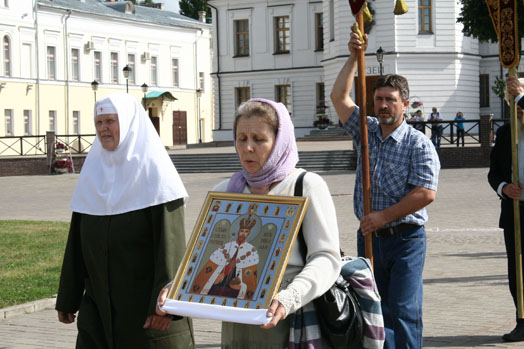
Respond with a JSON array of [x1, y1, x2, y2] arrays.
[[170, 150, 357, 173]]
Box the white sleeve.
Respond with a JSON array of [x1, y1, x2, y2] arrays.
[[274, 173, 341, 316]]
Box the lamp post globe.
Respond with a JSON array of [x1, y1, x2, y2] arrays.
[[376, 46, 384, 76], [141, 83, 148, 110], [122, 65, 131, 93], [91, 80, 99, 101]]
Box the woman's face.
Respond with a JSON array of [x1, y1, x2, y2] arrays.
[[235, 115, 276, 174], [95, 113, 120, 151]]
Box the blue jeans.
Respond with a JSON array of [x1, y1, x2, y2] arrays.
[[358, 225, 426, 349]]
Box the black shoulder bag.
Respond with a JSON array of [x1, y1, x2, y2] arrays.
[[294, 171, 363, 349]]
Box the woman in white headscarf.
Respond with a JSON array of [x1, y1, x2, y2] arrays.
[[56, 92, 194, 348]]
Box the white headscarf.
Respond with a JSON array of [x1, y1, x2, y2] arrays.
[[70, 92, 188, 216]]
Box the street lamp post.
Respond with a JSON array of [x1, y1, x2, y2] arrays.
[[91, 80, 99, 102], [122, 65, 131, 93], [141, 83, 148, 110], [376, 46, 384, 76]]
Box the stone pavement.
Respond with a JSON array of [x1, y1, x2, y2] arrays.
[[0, 160, 522, 347]]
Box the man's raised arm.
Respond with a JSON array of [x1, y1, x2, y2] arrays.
[[330, 31, 367, 125]]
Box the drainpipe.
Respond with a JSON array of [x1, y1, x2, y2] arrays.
[[63, 10, 71, 136], [207, 3, 222, 130], [33, 0, 40, 136]]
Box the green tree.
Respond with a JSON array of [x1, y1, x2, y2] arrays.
[[457, 0, 524, 43], [179, 0, 210, 21]]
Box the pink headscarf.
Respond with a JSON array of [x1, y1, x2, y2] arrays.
[[226, 98, 299, 193]]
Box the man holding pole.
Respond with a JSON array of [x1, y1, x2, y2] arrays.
[[488, 77, 524, 342], [330, 30, 440, 348]]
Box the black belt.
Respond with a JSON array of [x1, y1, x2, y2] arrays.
[[374, 223, 419, 238]]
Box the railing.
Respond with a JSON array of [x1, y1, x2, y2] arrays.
[[0, 134, 96, 156], [0, 135, 46, 156], [55, 134, 96, 154], [407, 120, 481, 146]]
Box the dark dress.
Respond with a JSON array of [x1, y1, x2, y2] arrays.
[[56, 199, 194, 349]]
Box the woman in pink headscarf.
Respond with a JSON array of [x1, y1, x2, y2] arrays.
[[156, 98, 341, 347]]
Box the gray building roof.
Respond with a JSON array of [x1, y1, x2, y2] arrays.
[[38, 0, 209, 30]]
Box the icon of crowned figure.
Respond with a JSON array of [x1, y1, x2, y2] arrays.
[[192, 215, 260, 300]]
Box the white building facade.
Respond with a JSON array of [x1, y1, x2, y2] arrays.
[[209, 0, 523, 141], [0, 0, 212, 151]]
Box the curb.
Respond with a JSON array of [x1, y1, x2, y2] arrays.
[[1, 296, 57, 319]]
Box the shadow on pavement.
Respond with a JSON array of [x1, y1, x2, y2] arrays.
[[424, 274, 507, 284], [424, 335, 502, 347], [442, 252, 506, 259]]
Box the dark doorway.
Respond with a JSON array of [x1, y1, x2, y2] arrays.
[[355, 75, 380, 117], [173, 111, 187, 145]]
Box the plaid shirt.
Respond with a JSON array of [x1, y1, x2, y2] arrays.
[[341, 106, 440, 227]]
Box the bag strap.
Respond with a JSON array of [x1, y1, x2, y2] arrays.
[[294, 171, 308, 261], [295, 171, 345, 260]]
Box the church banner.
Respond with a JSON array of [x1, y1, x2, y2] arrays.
[[498, 0, 520, 68], [162, 192, 309, 324], [485, 0, 500, 36], [349, 0, 367, 16]]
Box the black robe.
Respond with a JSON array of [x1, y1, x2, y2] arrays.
[[56, 199, 194, 349]]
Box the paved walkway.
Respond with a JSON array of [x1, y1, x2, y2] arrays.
[[0, 144, 521, 347]]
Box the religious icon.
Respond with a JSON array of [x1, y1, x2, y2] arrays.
[[191, 214, 260, 300], [212, 201, 221, 212], [166, 192, 309, 321]]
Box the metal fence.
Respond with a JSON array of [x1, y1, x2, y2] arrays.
[[0, 134, 96, 156], [0, 135, 47, 156]]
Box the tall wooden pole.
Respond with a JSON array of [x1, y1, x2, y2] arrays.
[[508, 67, 524, 318], [355, 13, 373, 266]]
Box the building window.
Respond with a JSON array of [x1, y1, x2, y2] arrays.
[[315, 13, 324, 51], [418, 0, 432, 34], [3, 36, 11, 77], [49, 110, 56, 132], [94, 51, 102, 81], [71, 48, 79, 81], [127, 54, 135, 85], [274, 16, 290, 53], [21, 43, 32, 78], [236, 87, 250, 108], [276, 84, 291, 112], [4, 109, 13, 136], [316, 83, 325, 109], [480, 74, 490, 108], [47, 46, 56, 80], [73, 111, 80, 134], [172, 58, 179, 87], [150, 56, 157, 86], [234, 19, 249, 57], [110, 52, 118, 83], [329, 0, 334, 41], [24, 110, 32, 135], [199, 72, 205, 93]]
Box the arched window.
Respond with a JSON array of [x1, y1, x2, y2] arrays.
[[3, 36, 11, 77]]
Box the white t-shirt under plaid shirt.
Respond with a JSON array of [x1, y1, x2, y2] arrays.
[[341, 106, 440, 228]]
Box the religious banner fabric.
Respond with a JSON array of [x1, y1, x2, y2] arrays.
[[499, 0, 520, 68], [348, 0, 367, 16], [485, 0, 500, 36]]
